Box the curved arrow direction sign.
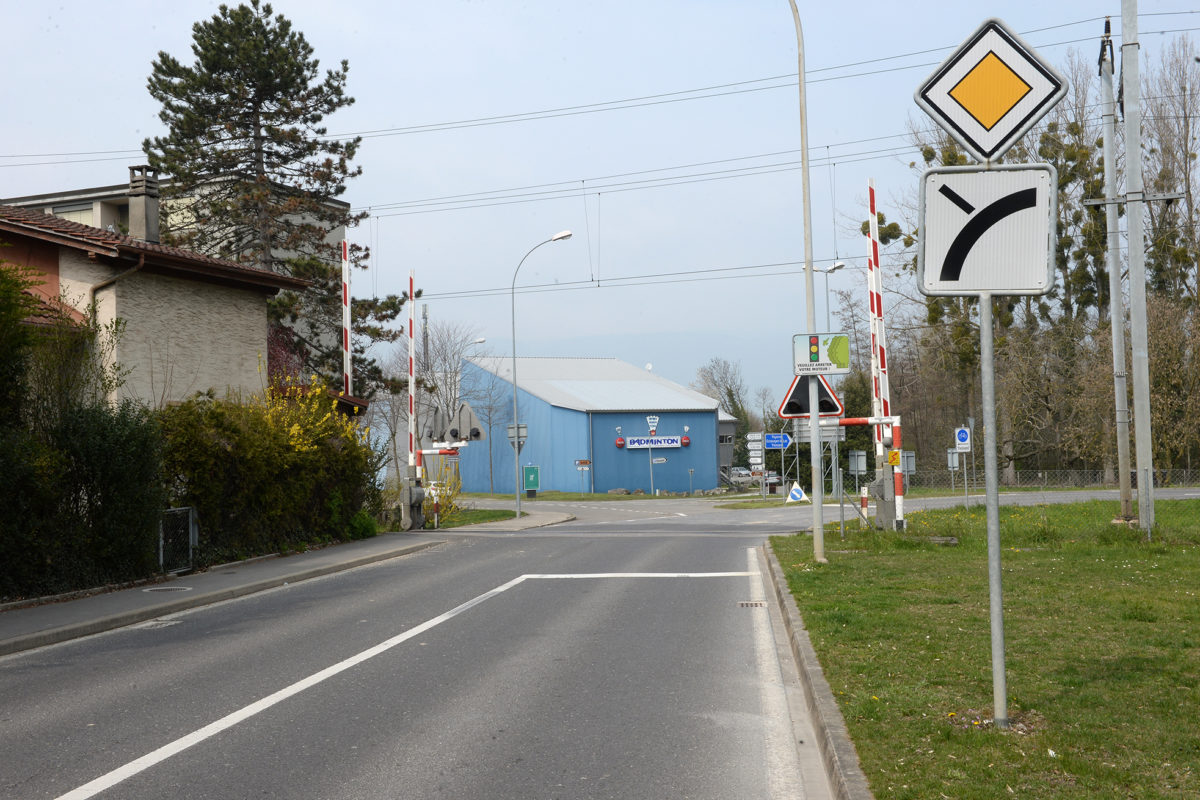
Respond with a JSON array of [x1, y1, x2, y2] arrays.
[[917, 164, 1056, 297]]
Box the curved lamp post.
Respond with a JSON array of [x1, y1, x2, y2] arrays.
[[512, 230, 572, 519], [786, 1, 825, 562], [817, 261, 845, 330]]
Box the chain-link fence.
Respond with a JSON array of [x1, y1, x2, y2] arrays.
[[905, 468, 1200, 492], [160, 507, 198, 574]]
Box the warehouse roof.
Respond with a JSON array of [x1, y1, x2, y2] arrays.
[[469, 356, 734, 417]]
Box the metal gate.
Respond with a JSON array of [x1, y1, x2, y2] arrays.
[[159, 507, 198, 573]]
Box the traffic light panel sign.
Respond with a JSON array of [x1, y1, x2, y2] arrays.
[[793, 332, 851, 376]]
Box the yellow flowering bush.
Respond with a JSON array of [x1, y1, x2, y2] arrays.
[[160, 375, 383, 565]]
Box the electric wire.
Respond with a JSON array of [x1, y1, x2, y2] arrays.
[[4, 17, 1197, 168]]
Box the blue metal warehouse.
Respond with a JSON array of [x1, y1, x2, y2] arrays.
[[458, 357, 733, 495]]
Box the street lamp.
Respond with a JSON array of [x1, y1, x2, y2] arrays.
[[817, 261, 845, 330], [511, 230, 572, 520], [787, 1, 825, 562]]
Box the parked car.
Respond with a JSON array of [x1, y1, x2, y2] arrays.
[[751, 470, 781, 487], [728, 466, 753, 485]]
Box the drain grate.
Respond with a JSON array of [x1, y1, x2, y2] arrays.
[[143, 586, 192, 593], [739, 601, 766, 608]]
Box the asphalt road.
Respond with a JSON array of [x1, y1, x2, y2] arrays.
[[0, 511, 832, 800]]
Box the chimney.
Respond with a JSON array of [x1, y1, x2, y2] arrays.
[[128, 165, 160, 243]]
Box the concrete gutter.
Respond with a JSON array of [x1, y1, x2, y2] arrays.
[[762, 543, 875, 800]]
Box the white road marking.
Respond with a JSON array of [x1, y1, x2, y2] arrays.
[[57, 570, 755, 799], [746, 547, 806, 798], [528, 572, 752, 579]]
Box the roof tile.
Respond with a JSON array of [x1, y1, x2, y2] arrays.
[[0, 204, 308, 291]]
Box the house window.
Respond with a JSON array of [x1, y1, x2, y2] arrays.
[[719, 434, 733, 444], [53, 203, 93, 226]]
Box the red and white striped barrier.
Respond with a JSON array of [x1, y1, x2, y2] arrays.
[[866, 180, 893, 455], [341, 240, 352, 397], [408, 270, 417, 479]]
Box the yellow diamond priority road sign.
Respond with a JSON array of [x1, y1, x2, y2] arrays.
[[915, 18, 1066, 163]]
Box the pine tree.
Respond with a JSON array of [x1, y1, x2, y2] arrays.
[[143, 0, 405, 395]]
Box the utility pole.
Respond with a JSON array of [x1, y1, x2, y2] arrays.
[[1122, 1, 1156, 533]]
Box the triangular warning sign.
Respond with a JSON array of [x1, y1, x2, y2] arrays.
[[778, 374, 845, 419]]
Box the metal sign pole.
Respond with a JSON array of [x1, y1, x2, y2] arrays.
[[914, 17, 1067, 732], [979, 293, 1008, 729], [964, 457, 970, 508]]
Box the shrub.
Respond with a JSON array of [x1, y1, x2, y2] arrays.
[[422, 461, 463, 528], [159, 376, 383, 565], [0, 402, 163, 599], [0, 262, 163, 599]]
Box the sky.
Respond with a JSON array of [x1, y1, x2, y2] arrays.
[[3, 1, 1195, 410]]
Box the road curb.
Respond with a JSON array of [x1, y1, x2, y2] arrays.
[[761, 543, 875, 800], [0, 540, 441, 658], [457, 512, 575, 531]]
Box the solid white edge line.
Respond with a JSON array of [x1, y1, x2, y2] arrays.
[[527, 572, 753, 579], [746, 547, 806, 798]]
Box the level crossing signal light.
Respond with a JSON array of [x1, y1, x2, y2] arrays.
[[809, 335, 820, 362]]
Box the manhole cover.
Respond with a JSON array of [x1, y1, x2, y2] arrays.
[[142, 586, 192, 593]]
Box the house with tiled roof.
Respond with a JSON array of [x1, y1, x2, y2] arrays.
[[0, 167, 309, 406]]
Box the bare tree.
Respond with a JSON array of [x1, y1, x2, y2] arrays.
[[753, 385, 775, 432], [367, 348, 411, 491], [833, 286, 871, 374], [419, 318, 485, 441], [1143, 33, 1200, 304], [367, 318, 483, 487], [460, 357, 509, 493], [691, 357, 746, 415], [692, 357, 750, 465]]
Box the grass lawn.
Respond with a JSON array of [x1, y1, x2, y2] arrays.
[[771, 499, 1200, 799], [425, 508, 514, 528], [718, 497, 791, 509], [459, 490, 737, 502]]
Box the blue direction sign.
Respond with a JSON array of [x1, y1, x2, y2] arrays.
[[764, 432, 793, 450]]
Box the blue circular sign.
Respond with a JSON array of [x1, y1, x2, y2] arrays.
[[956, 428, 970, 443]]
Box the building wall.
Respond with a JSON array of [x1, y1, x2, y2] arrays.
[[112, 272, 266, 406], [589, 410, 718, 494], [55, 250, 266, 405], [719, 419, 737, 469], [2, 235, 60, 301], [54, 250, 108, 311], [455, 363, 720, 494]]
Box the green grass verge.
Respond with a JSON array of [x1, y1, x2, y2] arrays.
[[771, 499, 1200, 800], [458, 490, 730, 502], [717, 498, 790, 509], [426, 508, 514, 529]]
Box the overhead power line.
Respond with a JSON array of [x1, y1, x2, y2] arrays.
[[5, 16, 1196, 168]]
